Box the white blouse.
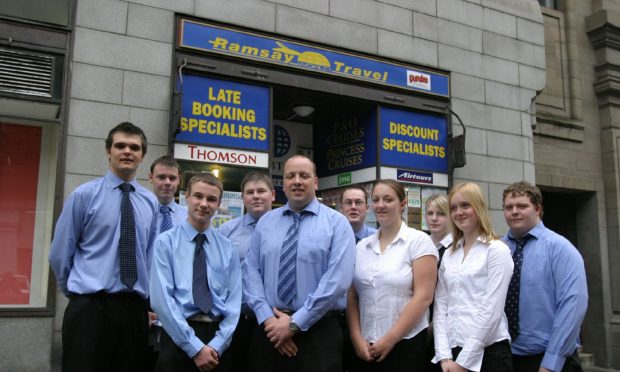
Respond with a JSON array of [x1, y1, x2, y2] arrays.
[[353, 221, 438, 343], [433, 236, 514, 372]]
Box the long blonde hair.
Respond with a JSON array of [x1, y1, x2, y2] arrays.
[[448, 182, 497, 246]]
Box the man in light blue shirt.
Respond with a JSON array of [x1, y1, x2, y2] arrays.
[[150, 172, 241, 372], [243, 155, 356, 372], [218, 171, 275, 372], [149, 155, 188, 235], [48, 122, 159, 372], [502, 181, 588, 372], [340, 185, 377, 243]]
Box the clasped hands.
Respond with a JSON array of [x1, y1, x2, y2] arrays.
[[263, 308, 298, 357]]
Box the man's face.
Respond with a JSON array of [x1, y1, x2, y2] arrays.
[[341, 189, 368, 228], [187, 181, 221, 231], [107, 132, 144, 181], [243, 180, 275, 219], [503, 193, 541, 238], [149, 164, 180, 205], [283, 157, 318, 212]]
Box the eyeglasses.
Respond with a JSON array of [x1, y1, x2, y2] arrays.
[[342, 200, 366, 207]]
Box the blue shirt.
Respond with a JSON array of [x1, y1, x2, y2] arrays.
[[48, 171, 159, 299], [502, 222, 588, 371], [243, 198, 356, 331], [354, 224, 377, 242], [157, 200, 188, 235], [149, 220, 242, 357], [217, 213, 257, 263]]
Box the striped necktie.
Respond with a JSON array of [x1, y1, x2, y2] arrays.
[[277, 211, 306, 308]]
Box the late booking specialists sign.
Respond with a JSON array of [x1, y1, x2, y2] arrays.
[[380, 106, 448, 173], [176, 74, 269, 151]]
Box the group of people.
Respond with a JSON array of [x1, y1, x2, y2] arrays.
[[49, 121, 588, 372]]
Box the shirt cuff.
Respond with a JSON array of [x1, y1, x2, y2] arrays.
[[542, 351, 567, 372], [292, 307, 312, 331], [181, 335, 205, 359], [255, 303, 275, 325], [207, 336, 224, 356]]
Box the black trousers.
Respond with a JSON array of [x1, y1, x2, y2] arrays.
[[229, 313, 258, 372], [513, 349, 583, 372], [249, 315, 343, 372], [452, 340, 513, 372], [155, 320, 232, 372], [61, 292, 150, 372], [350, 328, 428, 372]]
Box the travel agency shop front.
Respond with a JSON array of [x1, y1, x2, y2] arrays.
[[171, 16, 464, 230]]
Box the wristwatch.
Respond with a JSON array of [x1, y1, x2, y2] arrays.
[[289, 318, 300, 334]]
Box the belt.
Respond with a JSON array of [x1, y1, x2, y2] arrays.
[[187, 313, 222, 323]]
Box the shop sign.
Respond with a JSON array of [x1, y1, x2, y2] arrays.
[[397, 169, 434, 184], [315, 110, 377, 177], [338, 172, 352, 186], [174, 143, 269, 168], [179, 19, 449, 97], [379, 106, 448, 173], [177, 74, 269, 151]]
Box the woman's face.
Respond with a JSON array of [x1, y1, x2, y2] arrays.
[[372, 183, 405, 228], [450, 191, 479, 235], [425, 203, 449, 238]]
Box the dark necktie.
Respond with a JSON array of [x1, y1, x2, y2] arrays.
[[119, 183, 137, 288], [278, 211, 305, 308], [160, 205, 172, 233], [193, 233, 212, 314], [505, 234, 532, 340], [355, 236, 361, 244]]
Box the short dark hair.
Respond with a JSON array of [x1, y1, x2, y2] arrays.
[[340, 185, 369, 204], [150, 155, 181, 175], [187, 172, 223, 200], [240, 171, 274, 192], [503, 180, 544, 218], [105, 122, 147, 155]]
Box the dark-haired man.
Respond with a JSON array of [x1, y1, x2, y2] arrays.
[[218, 171, 275, 372], [340, 186, 376, 243], [49, 122, 159, 372], [502, 181, 588, 372], [149, 155, 188, 235], [150, 173, 241, 372]]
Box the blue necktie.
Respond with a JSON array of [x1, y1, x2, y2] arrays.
[[505, 235, 532, 340], [193, 233, 212, 314], [160, 205, 172, 233], [119, 183, 137, 288], [278, 211, 305, 308]]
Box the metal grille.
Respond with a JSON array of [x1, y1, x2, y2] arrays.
[[0, 49, 53, 97]]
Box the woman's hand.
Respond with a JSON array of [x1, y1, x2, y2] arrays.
[[351, 335, 374, 362], [440, 359, 467, 372], [368, 334, 397, 362]]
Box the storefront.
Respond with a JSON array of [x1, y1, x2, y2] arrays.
[[172, 17, 459, 230]]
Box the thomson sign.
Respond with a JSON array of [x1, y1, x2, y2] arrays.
[[396, 169, 433, 184]]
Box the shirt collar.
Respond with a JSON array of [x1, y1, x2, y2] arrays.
[[283, 198, 319, 216], [105, 170, 139, 189], [438, 233, 453, 249], [363, 221, 408, 251], [162, 200, 178, 213], [507, 221, 544, 241], [243, 213, 258, 226], [181, 219, 211, 242]]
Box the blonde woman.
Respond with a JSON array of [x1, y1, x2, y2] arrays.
[[433, 183, 514, 372], [347, 179, 438, 371]]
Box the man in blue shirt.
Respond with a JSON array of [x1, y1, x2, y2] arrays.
[[49, 122, 159, 372], [502, 181, 588, 372], [149, 155, 188, 234], [243, 155, 356, 372], [340, 185, 377, 243], [150, 172, 241, 372], [218, 171, 275, 372]]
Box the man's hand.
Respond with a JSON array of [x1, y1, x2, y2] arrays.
[[193, 345, 219, 371], [539, 368, 552, 372], [264, 308, 294, 348], [276, 338, 298, 357], [147, 311, 158, 327]]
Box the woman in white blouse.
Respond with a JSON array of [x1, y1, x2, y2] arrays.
[[347, 179, 438, 371], [433, 182, 514, 372]]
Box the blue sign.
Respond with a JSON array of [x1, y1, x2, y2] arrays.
[[380, 106, 448, 172], [397, 169, 434, 184], [315, 108, 377, 177], [177, 74, 269, 151], [179, 19, 449, 97]]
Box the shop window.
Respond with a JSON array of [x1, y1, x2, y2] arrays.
[[0, 0, 71, 27], [0, 121, 57, 308]]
